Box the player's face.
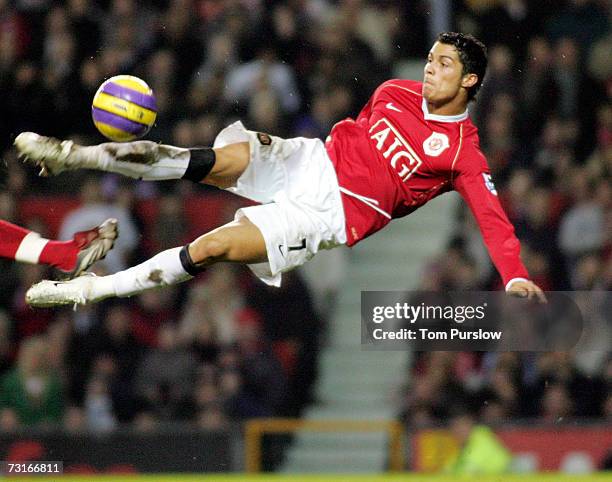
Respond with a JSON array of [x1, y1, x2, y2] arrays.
[[422, 42, 466, 105]]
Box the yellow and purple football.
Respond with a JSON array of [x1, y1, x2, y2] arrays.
[[92, 75, 157, 142]]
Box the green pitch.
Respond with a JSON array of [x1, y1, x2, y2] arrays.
[[5, 474, 612, 482]]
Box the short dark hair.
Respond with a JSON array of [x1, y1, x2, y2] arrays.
[[437, 32, 487, 101]]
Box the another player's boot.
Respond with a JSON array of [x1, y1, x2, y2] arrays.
[[15, 132, 189, 180], [26, 273, 99, 308], [60, 218, 119, 279]]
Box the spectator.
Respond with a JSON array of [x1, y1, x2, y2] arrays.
[[446, 412, 512, 474], [236, 320, 287, 418], [520, 37, 559, 147], [127, 288, 178, 348], [478, 0, 538, 63], [84, 376, 117, 432], [153, 193, 189, 251], [63, 405, 86, 434], [558, 168, 606, 276], [59, 176, 138, 272], [0, 310, 14, 375], [134, 322, 197, 420], [540, 383, 574, 423], [196, 402, 230, 430], [179, 266, 247, 346], [547, 0, 609, 52], [225, 45, 301, 116], [0, 336, 64, 427]]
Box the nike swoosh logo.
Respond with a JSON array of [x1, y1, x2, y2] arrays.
[[386, 102, 402, 113], [288, 239, 306, 251], [278, 239, 306, 257]]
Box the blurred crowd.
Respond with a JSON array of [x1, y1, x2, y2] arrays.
[[0, 253, 323, 432], [401, 350, 611, 429], [0, 0, 610, 436]]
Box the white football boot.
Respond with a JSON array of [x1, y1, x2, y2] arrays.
[[14, 132, 80, 176], [26, 273, 98, 308]]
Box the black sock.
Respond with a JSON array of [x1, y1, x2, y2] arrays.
[[182, 148, 216, 182], [179, 245, 205, 276]]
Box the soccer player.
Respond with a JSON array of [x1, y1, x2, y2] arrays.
[[16, 32, 545, 307], [0, 218, 118, 277]]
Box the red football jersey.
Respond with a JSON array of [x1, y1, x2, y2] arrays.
[[325, 79, 529, 286]]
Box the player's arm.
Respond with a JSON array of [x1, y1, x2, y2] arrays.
[[452, 161, 546, 302]]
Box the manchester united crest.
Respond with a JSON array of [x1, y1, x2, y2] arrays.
[[423, 132, 450, 157]]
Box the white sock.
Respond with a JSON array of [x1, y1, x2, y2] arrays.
[[89, 247, 193, 301], [14, 232, 48, 264], [76, 143, 190, 180]]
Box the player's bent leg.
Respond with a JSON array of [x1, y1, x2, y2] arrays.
[[186, 216, 267, 268], [25, 217, 267, 308], [203, 142, 250, 189], [25, 246, 191, 308]]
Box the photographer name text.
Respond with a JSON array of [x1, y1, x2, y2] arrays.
[[372, 327, 502, 340]]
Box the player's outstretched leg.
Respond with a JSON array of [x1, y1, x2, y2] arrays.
[[0, 218, 118, 277], [25, 216, 265, 307], [15, 132, 191, 180], [14, 132, 249, 189]]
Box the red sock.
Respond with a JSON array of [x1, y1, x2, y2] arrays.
[[0, 219, 77, 271], [39, 239, 78, 272]]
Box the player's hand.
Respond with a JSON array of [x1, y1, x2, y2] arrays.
[[507, 280, 547, 303]]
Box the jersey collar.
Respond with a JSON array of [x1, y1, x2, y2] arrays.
[[422, 98, 469, 123]]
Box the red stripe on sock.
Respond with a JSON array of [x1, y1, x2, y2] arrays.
[[39, 239, 78, 271]]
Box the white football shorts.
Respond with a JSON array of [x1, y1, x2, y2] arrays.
[[213, 121, 347, 286]]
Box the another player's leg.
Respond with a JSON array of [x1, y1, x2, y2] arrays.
[[14, 132, 249, 189], [0, 218, 118, 277], [25, 216, 265, 307]]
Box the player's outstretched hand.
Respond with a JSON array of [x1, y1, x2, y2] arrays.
[[507, 280, 547, 303]]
